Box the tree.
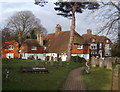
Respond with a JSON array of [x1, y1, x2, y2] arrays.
[[93, 1, 120, 57], [35, 0, 99, 61], [2, 27, 17, 43], [92, 1, 120, 42], [54, 0, 99, 61], [7, 10, 46, 48]]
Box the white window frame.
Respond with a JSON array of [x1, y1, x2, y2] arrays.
[[8, 45, 14, 50], [77, 45, 83, 49], [106, 39, 109, 43], [99, 43, 102, 49], [31, 46, 37, 50], [92, 38, 95, 42], [90, 44, 97, 50]]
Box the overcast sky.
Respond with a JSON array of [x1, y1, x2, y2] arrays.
[[0, 0, 117, 37]]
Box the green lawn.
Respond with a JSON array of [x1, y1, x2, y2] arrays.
[[83, 67, 112, 90], [2, 59, 84, 90]]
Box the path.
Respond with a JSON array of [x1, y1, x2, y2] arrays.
[[61, 67, 86, 90]]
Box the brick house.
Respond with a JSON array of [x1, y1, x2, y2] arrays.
[[82, 29, 112, 58], [2, 32, 45, 60], [20, 38, 44, 60], [44, 24, 90, 61], [2, 40, 20, 58]]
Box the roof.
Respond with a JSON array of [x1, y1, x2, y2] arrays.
[[22, 39, 41, 47], [44, 31, 84, 53], [82, 34, 112, 44]]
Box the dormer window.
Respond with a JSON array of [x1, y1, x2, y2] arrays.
[[9, 45, 14, 50], [77, 45, 83, 49], [92, 38, 95, 42], [31, 46, 37, 50], [106, 39, 109, 43]]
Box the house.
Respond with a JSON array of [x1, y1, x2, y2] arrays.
[[82, 29, 112, 58], [2, 40, 20, 58], [2, 32, 45, 60], [20, 32, 44, 60], [44, 24, 90, 61]]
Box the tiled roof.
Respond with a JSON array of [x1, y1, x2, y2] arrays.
[[44, 31, 84, 53], [82, 34, 112, 44], [22, 39, 41, 47]]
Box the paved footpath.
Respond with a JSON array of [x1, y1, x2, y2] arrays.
[[61, 67, 86, 90]]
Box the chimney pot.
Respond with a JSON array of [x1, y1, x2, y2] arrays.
[[87, 29, 92, 35], [55, 24, 62, 33]]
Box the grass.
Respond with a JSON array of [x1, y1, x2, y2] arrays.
[[2, 59, 84, 90], [83, 67, 112, 90]]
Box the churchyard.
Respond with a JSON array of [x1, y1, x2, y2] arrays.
[[2, 59, 84, 90], [2, 57, 119, 90]]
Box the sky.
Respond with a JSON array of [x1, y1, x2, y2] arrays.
[[0, 0, 117, 36]]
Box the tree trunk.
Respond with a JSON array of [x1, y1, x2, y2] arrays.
[[18, 31, 22, 49], [67, 5, 76, 61]]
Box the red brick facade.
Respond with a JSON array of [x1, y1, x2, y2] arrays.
[[2, 41, 20, 58]]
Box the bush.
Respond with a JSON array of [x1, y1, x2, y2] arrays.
[[111, 43, 120, 57], [71, 56, 87, 63]]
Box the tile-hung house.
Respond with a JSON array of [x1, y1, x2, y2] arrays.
[[2, 40, 20, 58], [82, 29, 112, 58], [20, 32, 44, 60], [44, 24, 90, 61]]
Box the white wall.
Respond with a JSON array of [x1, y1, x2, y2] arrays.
[[21, 53, 44, 60]]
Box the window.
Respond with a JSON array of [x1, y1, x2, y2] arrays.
[[90, 44, 97, 49], [31, 46, 37, 50], [99, 43, 102, 49], [9, 45, 14, 50], [77, 45, 83, 49], [106, 39, 109, 43], [92, 38, 95, 42]]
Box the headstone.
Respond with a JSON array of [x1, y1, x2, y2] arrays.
[[112, 57, 116, 64], [103, 58, 107, 67], [106, 58, 112, 70], [99, 59, 104, 68], [112, 65, 120, 90], [50, 56, 53, 66], [95, 58, 99, 66], [91, 56, 96, 67]]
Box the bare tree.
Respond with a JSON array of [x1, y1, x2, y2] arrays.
[[90, 1, 120, 42], [2, 27, 16, 43], [7, 10, 46, 48]]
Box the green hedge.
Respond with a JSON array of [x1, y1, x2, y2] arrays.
[[71, 56, 87, 63]]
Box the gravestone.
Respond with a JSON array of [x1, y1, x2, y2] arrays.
[[106, 58, 112, 70], [112, 65, 120, 90], [91, 56, 96, 67], [99, 59, 104, 68], [50, 56, 53, 66], [112, 57, 116, 64], [95, 58, 99, 66], [103, 58, 107, 67]]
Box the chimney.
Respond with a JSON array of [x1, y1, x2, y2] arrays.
[[87, 29, 92, 35], [37, 32, 43, 46], [55, 24, 62, 33]]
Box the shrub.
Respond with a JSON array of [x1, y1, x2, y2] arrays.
[[71, 56, 87, 63]]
